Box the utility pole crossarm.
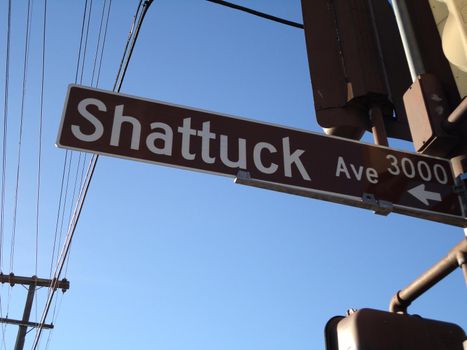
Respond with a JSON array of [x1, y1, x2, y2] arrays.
[[0, 318, 53, 329], [0, 273, 69, 291], [0, 274, 70, 350]]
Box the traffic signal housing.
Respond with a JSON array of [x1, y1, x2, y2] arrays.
[[301, 0, 412, 141], [325, 308, 466, 350], [398, 0, 466, 157], [431, 0, 467, 97]]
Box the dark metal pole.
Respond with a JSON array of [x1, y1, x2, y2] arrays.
[[389, 238, 467, 313], [14, 284, 36, 350], [370, 106, 389, 146]]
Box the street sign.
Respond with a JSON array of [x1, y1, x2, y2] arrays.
[[57, 85, 466, 227]]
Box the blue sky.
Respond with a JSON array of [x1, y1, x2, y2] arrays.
[[0, 1, 465, 349]]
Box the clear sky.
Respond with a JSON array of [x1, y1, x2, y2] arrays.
[[0, 0, 465, 349]]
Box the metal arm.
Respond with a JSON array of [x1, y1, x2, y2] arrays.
[[389, 238, 467, 314]]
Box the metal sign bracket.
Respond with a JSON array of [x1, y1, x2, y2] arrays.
[[454, 173, 467, 217], [235, 171, 395, 217], [236, 170, 251, 181], [362, 193, 394, 216]]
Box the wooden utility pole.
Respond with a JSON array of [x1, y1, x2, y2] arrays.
[[0, 274, 69, 350]]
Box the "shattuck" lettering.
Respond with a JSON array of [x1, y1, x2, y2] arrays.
[[71, 98, 311, 181]]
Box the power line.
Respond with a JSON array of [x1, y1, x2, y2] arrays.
[[7, 3, 33, 342], [49, 151, 69, 279], [31, 1, 154, 348], [74, 0, 89, 84], [10, 0, 33, 275], [1, 0, 12, 274], [96, 0, 113, 87], [91, 0, 109, 86], [46, 0, 113, 337], [79, 0, 93, 84], [50, 0, 91, 280], [0, 2, 12, 348], [205, 0, 304, 29], [112, 0, 142, 91], [35, 0, 48, 278]]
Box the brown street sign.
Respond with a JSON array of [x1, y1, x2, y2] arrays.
[[57, 85, 466, 227]]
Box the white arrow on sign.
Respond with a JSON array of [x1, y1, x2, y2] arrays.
[[408, 184, 442, 206]]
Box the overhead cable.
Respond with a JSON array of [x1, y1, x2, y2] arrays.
[[74, 0, 90, 84], [91, 0, 109, 86], [205, 0, 304, 29], [31, 1, 154, 348], [96, 0, 113, 87], [79, 0, 93, 84], [50, 0, 92, 280], [0, 2, 12, 347], [1, 0, 12, 274], [10, 0, 33, 275], [35, 0, 48, 278]]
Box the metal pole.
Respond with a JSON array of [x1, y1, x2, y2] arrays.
[[389, 239, 467, 313], [392, 0, 425, 81], [370, 106, 389, 146], [14, 284, 36, 350], [461, 259, 467, 285], [443, 97, 467, 132]]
